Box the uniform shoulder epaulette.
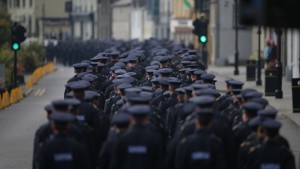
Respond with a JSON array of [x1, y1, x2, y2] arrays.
[[232, 124, 240, 131], [115, 129, 120, 134], [180, 124, 186, 131], [180, 138, 187, 144], [240, 141, 251, 148], [249, 145, 261, 153], [156, 114, 162, 119]]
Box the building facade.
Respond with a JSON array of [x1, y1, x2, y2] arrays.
[[35, 0, 70, 40], [112, 0, 131, 40], [97, 0, 115, 40], [155, 0, 171, 39], [285, 30, 300, 79], [71, 0, 98, 40], [112, 0, 154, 41], [7, 0, 36, 37], [7, 0, 71, 41], [210, 0, 252, 66], [170, 0, 194, 46]]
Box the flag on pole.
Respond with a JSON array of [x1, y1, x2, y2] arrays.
[[183, 0, 192, 10]]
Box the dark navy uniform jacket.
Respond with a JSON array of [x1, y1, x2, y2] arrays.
[[174, 128, 227, 169], [39, 133, 90, 169], [246, 140, 295, 169], [110, 124, 164, 169]]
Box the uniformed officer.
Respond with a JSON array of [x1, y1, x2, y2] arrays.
[[189, 95, 235, 169], [110, 105, 164, 169], [64, 63, 88, 96], [174, 108, 226, 169], [97, 113, 131, 169], [32, 105, 53, 169], [162, 78, 181, 128], [233, 102, 263, 148], [140, 69, 155, 87], [237, 116, 265, 169], [109, 83, 132, 118], [246, 119, 296, 169], [39, 112, 90, 169], [84, 90, 110, 144], [152, 78, 169, 109], [165, 86, 184, 139], [65, 98, 96, 166], [258, 109, 290, 148], [151, 77, 161, 97], [69, 80, 105, 165], [106, 51, 120, 68]]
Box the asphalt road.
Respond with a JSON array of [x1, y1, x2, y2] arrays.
[[0, 66, 73, 169], [0, 66, 300, 168]]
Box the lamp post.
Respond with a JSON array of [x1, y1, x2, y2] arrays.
[[275, 29, 283, 99], [234, 0, 239, 75], [256, 25, 262, 86], [42, 0, 45, 43], [167, 0, 171, 39]]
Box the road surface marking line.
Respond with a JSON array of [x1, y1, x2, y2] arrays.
[[38, 89, 46, 96], [34, 89, 41, 96]]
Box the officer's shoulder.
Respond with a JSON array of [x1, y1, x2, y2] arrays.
[[240, 141, 252, 148], [232, 123, 243, 132], [208, 133, 222, 143], [180, 137, 188, 144], [249, 144, 261, 154], [37, 122, 50, 132]]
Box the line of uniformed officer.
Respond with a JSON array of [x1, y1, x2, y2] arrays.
[[34, 39, 296, 169]]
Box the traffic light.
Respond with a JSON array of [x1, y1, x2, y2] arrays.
[[11, 24, 19, 51], [199, 35, 207, 43], [192, 19, 201, 36], [193, 18, 208, 44], [11, 23, 27, 51]]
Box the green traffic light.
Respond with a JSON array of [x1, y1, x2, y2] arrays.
[[200, 35, 207, 43], [12, 43, 19, 50]]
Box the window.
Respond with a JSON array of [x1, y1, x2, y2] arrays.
[[28, 16, 32, 36], [201, 0, 210, 12], [15, 0, 20, 7], [195, 0, 209, 13], [36, 18, 39, 36]]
